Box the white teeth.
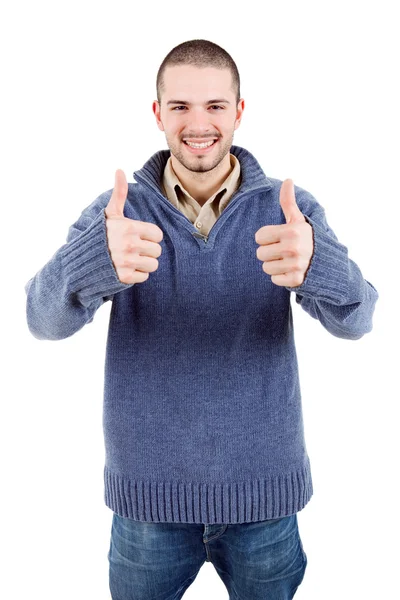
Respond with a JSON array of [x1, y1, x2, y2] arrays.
[[185, 140, 215, 148]]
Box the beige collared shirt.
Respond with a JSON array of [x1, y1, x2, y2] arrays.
[[161, 153, 242, 237]]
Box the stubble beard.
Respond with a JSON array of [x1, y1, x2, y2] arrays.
[[167, 132, 234, 174]]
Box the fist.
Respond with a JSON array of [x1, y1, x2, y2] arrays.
[[105, 169, 164, 285], [255, 179, 314, 287]]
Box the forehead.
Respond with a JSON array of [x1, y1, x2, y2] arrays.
[[162, 65, 233, 99]]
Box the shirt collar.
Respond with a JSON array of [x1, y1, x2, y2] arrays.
[[162, 153, 241, 211]]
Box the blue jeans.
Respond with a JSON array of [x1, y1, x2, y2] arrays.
[[108, 512, 308, 599]]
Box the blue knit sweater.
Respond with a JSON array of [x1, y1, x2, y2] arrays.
[[24, 145, 379, 524]]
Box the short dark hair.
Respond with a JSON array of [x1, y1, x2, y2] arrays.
[[156, 39, 241, 107]]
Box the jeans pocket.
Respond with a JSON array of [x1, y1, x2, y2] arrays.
[[299, 537, 308, 569]]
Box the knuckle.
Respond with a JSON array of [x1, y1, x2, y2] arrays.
[[293, 272, 304, 286], [282, 243, 296, 257], [150, 258, 159, 271], [293, 258, 302, 271], [262, 262, 270, 274], [117, 269, 131, 284], [256, 247, 265, 260], [287, 242, 301, 256], [129, 222, 143, 238], [287, 227, 301, 240], [125, 241, 140, 253], [121, 255, 134, 268]]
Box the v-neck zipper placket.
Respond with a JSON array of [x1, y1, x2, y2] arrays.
[[133, 172, 272, 248]]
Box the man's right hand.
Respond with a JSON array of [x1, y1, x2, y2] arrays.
[[105, 169, 164, 285]]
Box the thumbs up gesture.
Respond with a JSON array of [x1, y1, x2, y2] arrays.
[[255, 179, 314, 287], [105, 169, 164, 285]]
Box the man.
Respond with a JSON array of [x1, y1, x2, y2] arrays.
[[25, 39, 379, 599]]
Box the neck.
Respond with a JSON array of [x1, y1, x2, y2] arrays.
[[171, 153, 232, 205]]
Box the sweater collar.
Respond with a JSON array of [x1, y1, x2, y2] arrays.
[[133, 144, 273, 197]]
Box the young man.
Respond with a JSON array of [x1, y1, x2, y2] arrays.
[[25, 39, 379, 599]]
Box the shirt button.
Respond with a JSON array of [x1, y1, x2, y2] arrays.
[[196, 222, 202, 228]]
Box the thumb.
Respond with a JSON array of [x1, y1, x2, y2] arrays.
[[105, 169, 128, 218], [279, 178, 305, 224]]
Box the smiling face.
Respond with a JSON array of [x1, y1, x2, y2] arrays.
[[153, 65, 244, 174]]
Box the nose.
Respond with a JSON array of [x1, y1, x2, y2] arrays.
[[186, 107, 214, 134]]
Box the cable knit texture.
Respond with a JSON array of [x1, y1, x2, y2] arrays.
[[24, 145, 379, 523]]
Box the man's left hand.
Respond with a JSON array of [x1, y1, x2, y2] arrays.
[[255, 179, 314, 287]]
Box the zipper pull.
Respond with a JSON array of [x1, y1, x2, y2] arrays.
[[192, 231, 208, 243]]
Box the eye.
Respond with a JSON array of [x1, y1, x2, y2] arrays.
[[171, 105, 224, 111]]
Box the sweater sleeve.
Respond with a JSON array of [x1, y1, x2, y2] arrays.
[[285, 188, 379, 340], [24, 190, 134, 340]]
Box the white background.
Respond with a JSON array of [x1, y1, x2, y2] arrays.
[[2, 0, 398, 598]]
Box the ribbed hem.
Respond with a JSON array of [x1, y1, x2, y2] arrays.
[[59, 208, 133, 303], [103, 461, 313, 524]]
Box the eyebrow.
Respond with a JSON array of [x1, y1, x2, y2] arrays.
[[166, 99, 231, 106]]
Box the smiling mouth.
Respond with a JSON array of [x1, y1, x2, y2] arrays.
[[183, 139, 219, 150]]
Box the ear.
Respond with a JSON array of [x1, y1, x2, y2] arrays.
[[234, 98, 245, 131], [152, 101, 164, 132]]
